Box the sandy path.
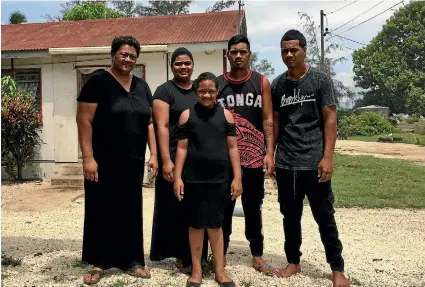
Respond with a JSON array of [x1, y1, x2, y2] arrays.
[[335, 140, 425, 165], [2, 182, 424, 287]]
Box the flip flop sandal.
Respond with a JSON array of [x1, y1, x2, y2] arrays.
[[215, 278, 235, 287], [186, 280, 202, 287], [126, 265, 151, 279], [83, 269, 104, 285], [253, 264, 275, 276]]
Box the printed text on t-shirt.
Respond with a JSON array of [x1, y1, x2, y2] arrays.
[[218, 93, 262, 108], [280, 89, 316, 107]]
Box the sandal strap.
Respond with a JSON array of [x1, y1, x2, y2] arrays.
[[129, 264, 146, 271], [88, 269, 103, 276], [254, 264, 272, 270]]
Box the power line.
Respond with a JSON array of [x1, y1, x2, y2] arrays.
[[328, 40, 357, 51], [332, 1, 384, 33], [330, 33, 367, 45], [332, 0, 403, 37], [327, 0, 359, 15]]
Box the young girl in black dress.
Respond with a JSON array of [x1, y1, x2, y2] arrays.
[[173, 72, 242, 287]]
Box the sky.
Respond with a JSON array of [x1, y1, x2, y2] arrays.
[[1, 0, 406, 106]]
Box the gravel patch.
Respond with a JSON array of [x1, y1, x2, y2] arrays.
[[2, 182, 425, 287], [335, 140, 425, 166]]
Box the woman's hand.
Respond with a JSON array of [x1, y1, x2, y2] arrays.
[[83, 157, 98, 182], [162, 160, 174, 182], [173, 178, 184, 201], [231, 177, 243, 200], [148, 156, 159, 178]]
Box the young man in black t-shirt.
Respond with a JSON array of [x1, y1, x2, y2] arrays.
[[272, 30, 350, 287], [218, 35, 276, 276]]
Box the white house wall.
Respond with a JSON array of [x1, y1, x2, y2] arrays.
[[52, 62, 79, 162]]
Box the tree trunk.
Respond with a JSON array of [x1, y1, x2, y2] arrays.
[[17, 157, 23, 182]]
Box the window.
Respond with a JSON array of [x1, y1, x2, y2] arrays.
[[76, 65, 145, 93], [1, 69, 42, 111]]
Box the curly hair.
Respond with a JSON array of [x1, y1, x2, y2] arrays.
[[111, 35, 141, 57]]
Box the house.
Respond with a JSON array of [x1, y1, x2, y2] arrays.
[[1, 10, 247, 182]]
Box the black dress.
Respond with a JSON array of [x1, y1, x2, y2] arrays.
[[178, 103, 236, 229], [77, 70, 152, 270], [150, 80, 208, 266]]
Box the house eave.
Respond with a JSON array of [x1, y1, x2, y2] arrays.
[[1, 50, 50, 59], [48, 45, 169, 55]]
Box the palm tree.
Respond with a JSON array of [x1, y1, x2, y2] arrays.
[[9, 11, 27, 24]]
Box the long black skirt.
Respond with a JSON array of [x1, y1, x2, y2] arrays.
[[149, 169, 209, 266], [82, 159, 145, 270]]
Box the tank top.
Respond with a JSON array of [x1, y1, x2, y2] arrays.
[[217, 70, 266, 169], [178, 103, 236, 183]]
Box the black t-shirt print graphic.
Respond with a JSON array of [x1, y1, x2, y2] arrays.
[[272, 67, 337, 170]]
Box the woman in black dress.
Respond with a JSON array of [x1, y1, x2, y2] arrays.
[[174, 72, 242, 287], [77, 35, 158, 285], [150, 48, 208, 272]]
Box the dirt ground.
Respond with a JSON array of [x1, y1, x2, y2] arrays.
[[335, 140, 425, 165], [1, 140, 424, 287]]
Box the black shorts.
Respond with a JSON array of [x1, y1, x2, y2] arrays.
[[184, 182, 232, 229]]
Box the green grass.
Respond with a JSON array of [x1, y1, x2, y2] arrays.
[[332, 154, 425, 209], [348, 132, 425, 146]]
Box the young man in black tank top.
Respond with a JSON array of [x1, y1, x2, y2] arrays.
[[217, 35, 276, 275], [272, 30, 350, 287]]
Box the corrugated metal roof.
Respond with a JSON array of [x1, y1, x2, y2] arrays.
[[1, 10, 242, 52]]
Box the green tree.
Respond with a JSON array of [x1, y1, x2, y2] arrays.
[[352, 1, 425, 115], [1, 76, 43, 182], [9, 11, 27, 24], [299, 12, 355, 102], [110, 0, 140, 17], [206, 0, 236, 12], [43, 0, 84, 21], [137, 1, 192, 16], [62, 1, 123, 21], [249, 52, 275, 77]]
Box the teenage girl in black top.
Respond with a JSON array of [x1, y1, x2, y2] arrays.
[[174, 72, 242, 287], [150, 48, 208, 272]]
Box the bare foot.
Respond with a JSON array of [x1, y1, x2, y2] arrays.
[[188, 268, 202, 284], [332, 271, 350, 287], [215, 272, 234, 284], [275, 264, 301, 278], [252, 256, 275, 276]]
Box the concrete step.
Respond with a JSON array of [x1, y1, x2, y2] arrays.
[[58, 164, 83, 176], [51, 175, 84, 186]]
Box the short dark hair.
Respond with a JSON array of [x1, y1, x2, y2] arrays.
[[111, 35, 141, 57], [193, 72, 219, 91], [228, 34, 250, 51], [170, 47, 194, 66], [281, 30, 307, 48]]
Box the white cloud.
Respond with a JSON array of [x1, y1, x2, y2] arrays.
[[239, 0, 404, 79]]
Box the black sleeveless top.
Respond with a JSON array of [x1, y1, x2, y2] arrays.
[[217, 70, 266, 169], [178, 103, 236, 183], [152, 80, 198, 163]]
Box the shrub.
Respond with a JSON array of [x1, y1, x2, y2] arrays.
[[413, 120, 425, 135], [339, 112, 397, 136], [337, 109, 353, 124], [406, 113, 421, 124], [1, 76, 42, 182]]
